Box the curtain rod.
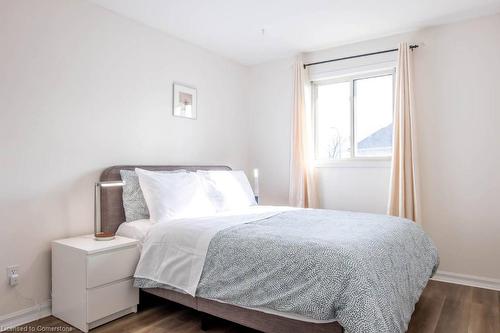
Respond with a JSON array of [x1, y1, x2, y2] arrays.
[[303, 44, 419, 69]]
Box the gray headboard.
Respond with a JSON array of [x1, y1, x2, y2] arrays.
[[99, 165, 232, 233]]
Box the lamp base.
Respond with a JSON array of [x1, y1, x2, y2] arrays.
[[94, 232, 115, 241]]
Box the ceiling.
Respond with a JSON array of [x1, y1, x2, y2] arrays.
[[89, 0, 500, 65]]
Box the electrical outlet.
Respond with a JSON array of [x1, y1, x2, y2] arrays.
[[9, 274, 19, 286], [6, 265, 19, 286], [7, 265, 19, 276]]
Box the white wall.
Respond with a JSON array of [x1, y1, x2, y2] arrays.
[[316, 163, 391, 214], [0, 0, 249, 316], [247, 58, 294, 205], [248, 14, 500, 281], [411, 15, 500, 281]]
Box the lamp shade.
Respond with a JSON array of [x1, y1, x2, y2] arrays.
[[98, 180, 125, 188]]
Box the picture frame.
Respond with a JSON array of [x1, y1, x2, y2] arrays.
[[172, 83, 197, 119]]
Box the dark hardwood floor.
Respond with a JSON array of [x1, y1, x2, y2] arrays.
[[13, 280, 499, 333]]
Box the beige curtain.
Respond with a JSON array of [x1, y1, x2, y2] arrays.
[[289, 56, 318, 208], [388, 42, 420, 222]]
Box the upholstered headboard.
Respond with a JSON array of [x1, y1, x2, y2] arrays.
[[99, 165, 232, 233]]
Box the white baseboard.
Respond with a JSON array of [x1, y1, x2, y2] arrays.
[[432, 270, 500, 291], [0, 301, 52, 332]]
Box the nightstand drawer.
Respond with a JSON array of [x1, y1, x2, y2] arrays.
[[87, 246, 139, 288], [87, 278, 139, 323]]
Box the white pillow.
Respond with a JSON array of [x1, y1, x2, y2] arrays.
[[198, 170, 257, 212], [135, 168, 216, 223]]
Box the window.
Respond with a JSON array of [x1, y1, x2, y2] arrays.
[[313, 70, 394, 161]]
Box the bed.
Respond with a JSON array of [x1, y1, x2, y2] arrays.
[[101, 166, 437, 333]]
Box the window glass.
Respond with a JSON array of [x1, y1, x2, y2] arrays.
[[354, 75, 394, 157], [316, 82, 351, 160], [314, 71, 394, 160]]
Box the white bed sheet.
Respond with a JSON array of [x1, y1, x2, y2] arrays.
[[115, 219, 153, 250]]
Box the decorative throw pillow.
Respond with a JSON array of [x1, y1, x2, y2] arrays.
[[120, 169, 185, 222]]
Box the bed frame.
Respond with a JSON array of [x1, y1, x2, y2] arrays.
[[100, 165, 344, 333]]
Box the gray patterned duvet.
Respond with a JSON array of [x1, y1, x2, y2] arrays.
[[136, 209, 439, 333]]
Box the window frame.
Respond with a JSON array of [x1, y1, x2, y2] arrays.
[[312, 68, 396, 165]]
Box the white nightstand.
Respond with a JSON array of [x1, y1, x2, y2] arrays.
[[51, 235, 140, 332]]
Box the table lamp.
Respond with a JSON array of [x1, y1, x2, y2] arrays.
[[253, 168, 259, 204], [94, 180, 125, 241]]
